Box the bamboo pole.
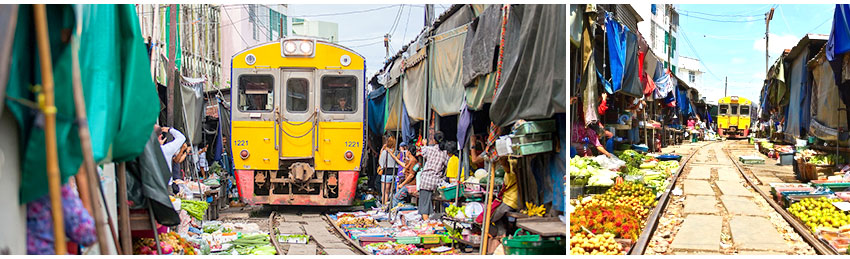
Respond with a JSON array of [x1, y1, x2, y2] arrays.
[[33, 4, 66, 255], [116, 163, 132, 255], [69, 27, 117, 255], [480, 160, 496, 255], [75, 167, 93, 217]]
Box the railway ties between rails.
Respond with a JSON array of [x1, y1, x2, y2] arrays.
[[638, 140, 819, 255]]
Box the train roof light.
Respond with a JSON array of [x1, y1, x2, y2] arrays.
[[282, 39, 315, 57]]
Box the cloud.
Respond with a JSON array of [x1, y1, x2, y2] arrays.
[[752, 33, 800, 59], [731, 58, 746, 64]]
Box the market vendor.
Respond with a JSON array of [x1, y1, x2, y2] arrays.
[[392, 148, 420, 208], [416, 131, 450, 220], [570, 121, 614, 158]]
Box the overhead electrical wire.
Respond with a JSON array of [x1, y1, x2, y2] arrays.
[[222, 7, 248, 46], [678, 27, 723, 81], [678, 4, 774, 18]]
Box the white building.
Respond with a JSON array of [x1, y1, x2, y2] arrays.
[[291, 18, 339, 43], [634, 4, 680, 74], [220, 4, 289, 89], [677, 56, 704, 93]]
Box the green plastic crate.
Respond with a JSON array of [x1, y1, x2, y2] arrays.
[[511, 141, 553, 156], [439, 185, 464, 200], [501, 230, 566, 255], [395, 236, 421, 244]]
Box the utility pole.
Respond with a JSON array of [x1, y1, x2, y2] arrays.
[[167, 4, 176, 127], [425, 4, 434, 27], [383, 33, 390, 59], [765, 7, 775, 75], [725, 76, 728, 97]]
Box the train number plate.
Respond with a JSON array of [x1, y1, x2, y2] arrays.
[[345, 141, 359, 147], [235, 140, 248, 146]]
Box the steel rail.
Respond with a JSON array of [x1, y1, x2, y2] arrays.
[[629, 141, 712, 255], [722, 143, 835, 255]]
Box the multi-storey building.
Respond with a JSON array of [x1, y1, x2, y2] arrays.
[[636, 4, 680, 74]]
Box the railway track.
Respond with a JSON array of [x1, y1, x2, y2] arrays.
[[629, 142, 711, 255], [721, 144, 835, 255]]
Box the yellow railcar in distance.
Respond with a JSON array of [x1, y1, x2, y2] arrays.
[[230, 37, 365, 206], [717, 96, 752, 139]]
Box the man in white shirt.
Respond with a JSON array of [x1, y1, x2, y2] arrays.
[[154, 125, 185, 186]]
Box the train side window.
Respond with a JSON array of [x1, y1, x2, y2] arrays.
[[730, 105, 739, 115], [321, 75, 357, 113], [740, 106, 750, 116], [238, 74, 274, 112], [719, 105, 728, 115], [286, 78, 309, 112]]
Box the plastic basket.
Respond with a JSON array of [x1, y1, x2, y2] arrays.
[[501, 230, 566, 255], [420, 234, 441, 244], [359, 236, 395, 246], [439, 185, 464, 200], [395, 236, 421, 244]]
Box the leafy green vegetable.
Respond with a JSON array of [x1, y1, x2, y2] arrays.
[[181, 200, 209, 220], [811, 154, 845, 165]]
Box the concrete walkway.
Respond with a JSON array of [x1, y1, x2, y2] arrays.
[[666, 141, 797, 254]]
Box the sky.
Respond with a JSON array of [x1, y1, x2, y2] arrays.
[[288, 4, 450, 78], [676, 4, 835, 105]]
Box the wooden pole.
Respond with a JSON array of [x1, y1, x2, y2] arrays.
[[116, 163, 132, 255], [167, 4, 176, 126], [70, 27, 116, 255], [75, 167, 93, 217], [480, 159, 496, 255], [33, 4, 66, 255]]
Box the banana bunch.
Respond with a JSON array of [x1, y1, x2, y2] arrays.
[[521, 202, 546, 217]]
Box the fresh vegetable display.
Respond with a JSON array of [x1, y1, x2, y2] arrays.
[[653, 161, 680, 174], [571, 156, 601, 178], [788, 197, 850, 232], [587, 169, 618, 187], [811, 154, 846, 166], [570, 232, 623, 255], [181, 199, 209, 220], [446, 204, 467, 219], [597, 182, 657, 208], [619, 150, 647, 168]]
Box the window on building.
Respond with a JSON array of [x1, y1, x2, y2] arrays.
[[650, 21, 656, 49], [689, 71, 695, 83], [664, 32, 669, 54], [321, 76, 357, 113], [651, 4, 657, 15], [270, 10, 287, 40], [238, 74, 274, 112], [286, 78, 309, 112], [672, 65, 676, 75]]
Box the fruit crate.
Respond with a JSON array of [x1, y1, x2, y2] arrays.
[[420, 234, 442, 244], [397, 236, 422, 245]]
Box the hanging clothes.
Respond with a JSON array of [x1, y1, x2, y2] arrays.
[[605, 12, 629, 94], [826, 4, 850, 62], [401, 101, 416, 146], [638, 32, 657, 97], [653, 61, 675, 100], [367, 80, 387, 135], [26, 184, 96, 255], [457, 103, 473, 149], [620, 30, 643, 97]]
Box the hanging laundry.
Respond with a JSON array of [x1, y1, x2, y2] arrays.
[[605, 12, 629, 94], [637, 31, 656, 97], [653, 61, 675, 100], [26, 184, 96, 255], [826, 4, 850, 62]]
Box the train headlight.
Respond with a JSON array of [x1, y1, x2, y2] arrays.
[[240, 149, 250, 160], [284, 42, 297, 55], [281, 39, 315, 57], [300, 41, 313, 54], [344, 150, 354, 161]]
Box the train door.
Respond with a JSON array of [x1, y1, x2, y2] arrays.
[[729, 104, 739, 130], [739, 105, 750, 130], [719, 104, 729, 129], [279, 69, 315, 158]]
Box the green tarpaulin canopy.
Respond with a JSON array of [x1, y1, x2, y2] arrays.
[[6, 4, 160, 203]]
